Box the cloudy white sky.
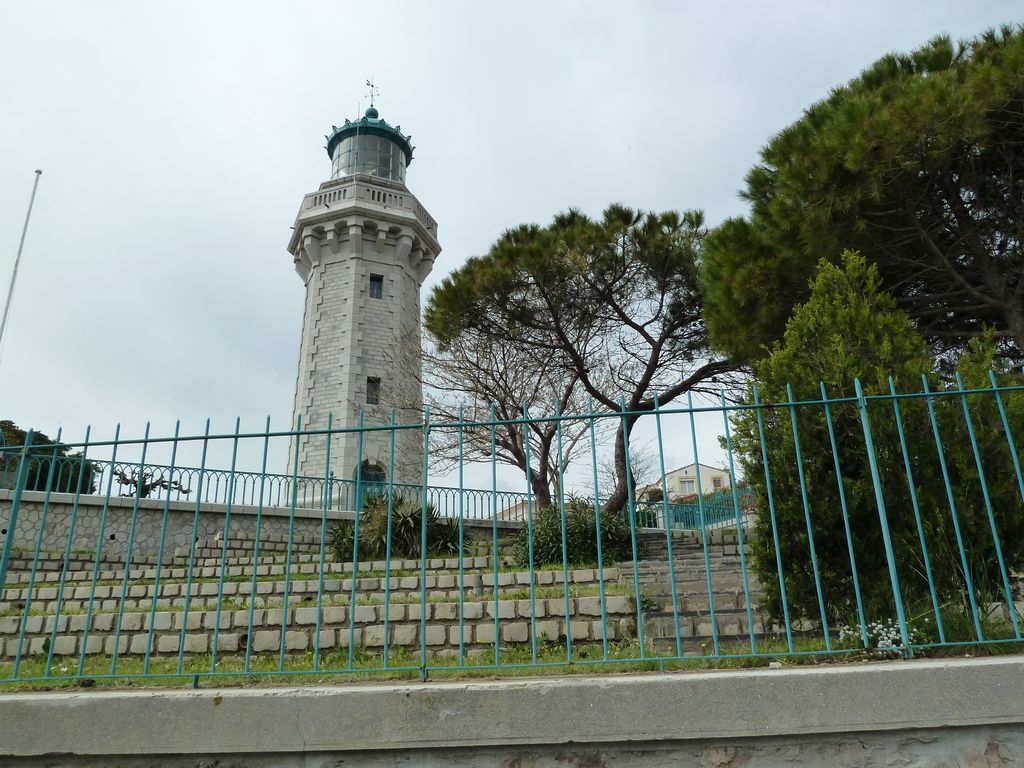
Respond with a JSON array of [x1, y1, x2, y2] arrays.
[[0, 1, 1017, 490]]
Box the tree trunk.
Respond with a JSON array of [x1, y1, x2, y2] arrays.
[[531, 480, 552, 511], [602, 422, 631, 515]]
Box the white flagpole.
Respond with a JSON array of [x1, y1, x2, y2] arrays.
[[0, 169, 43, 352]]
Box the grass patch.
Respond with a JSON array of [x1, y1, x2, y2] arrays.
[[4, 628, 1023, 692]]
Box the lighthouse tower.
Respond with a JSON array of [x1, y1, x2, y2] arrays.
[[287, 105, 440, 492]]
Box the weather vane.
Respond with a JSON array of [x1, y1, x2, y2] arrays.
[[365, 78, 379, 107]]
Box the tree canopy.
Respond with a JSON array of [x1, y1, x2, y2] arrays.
[[702, 25, 1024, 362], [425, 204, 735, 512], [0, 420, 95, 494]]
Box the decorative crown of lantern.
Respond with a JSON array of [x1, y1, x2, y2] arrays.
[[325, 106, 415, 184]]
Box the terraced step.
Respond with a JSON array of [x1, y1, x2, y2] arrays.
[[2, 566, 624, 616], [2, 555, 495, 592], [644, 610, 766, 644]]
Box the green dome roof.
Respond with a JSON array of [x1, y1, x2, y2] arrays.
[[325, 107, 414, 166]]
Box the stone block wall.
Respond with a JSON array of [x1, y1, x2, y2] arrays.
[[0, 490, 521, 564], [0, 595, 635, 661]]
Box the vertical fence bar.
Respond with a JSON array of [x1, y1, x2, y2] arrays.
[[990, 370, 1024, 507], [54, 456, 67, 494], [44, 426, 91, 678], [688, 391, 720, 656], [383, 410, 397, 669], [279, 415, 303, 671], [0, 431, 33, 599], [346, 412, 365, 669], [110, 422, 151, 674], [820, 382, 869, 648], [554, 400, 573, 662], [313, 417, 333, 670], [784, 383, 832, 650], [854, 378, 911, 653], [457, 406, 466, 667], [887, 378, 944, 643], [619, 397, 646, 658], [490, 403, 500, 666], [922, 374, 983, 641], [653, 395, 682, 657], [78, 425, 119, 676], [177, 419, 211, 674], [720, 390, 757, 654], [13, 430, 61, 677], [244, 416, 273, 673], [144, 422, 180, 675], [521, 403, 538, 663], [419, 406, 430, 678], [752, 386, 794, 652], [211, 418, 241, 672], [588, 398, 609, 660], [954, 372, 1020, 639]]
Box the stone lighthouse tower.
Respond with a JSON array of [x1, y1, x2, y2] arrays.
[[287, 105, 440, 492]]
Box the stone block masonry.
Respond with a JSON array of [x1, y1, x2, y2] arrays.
[[287, 170, 441, 488], [0, 595, 636, 660], [0, 489, 520, 562]]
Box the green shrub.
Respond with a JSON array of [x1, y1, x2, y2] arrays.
[[329, 494, 470, 562], [732, 253, 1024, 624], [511, 497, 632, 568], [328, 519, 356, 562]]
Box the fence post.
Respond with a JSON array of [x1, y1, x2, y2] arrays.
[[420, 406, 430, 680], [521, 402, 538, 663], [853, 378, 912, 656], [752, 386, 794, 652], [654, 394, 683, 657], [887, 378, 944, 643], [0, 430, 35, 600], [619, 396, 646, 658], [688, 391, 719, 656], [720, 390, 757, 654], [383, 409, 397, 670], [954, 372, 1020, 639], [588, 397, 609, 661]]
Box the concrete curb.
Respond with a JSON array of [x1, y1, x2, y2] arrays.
[[1, 656, 1023, 757]]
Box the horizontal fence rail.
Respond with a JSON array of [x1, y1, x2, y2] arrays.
[[0, 456, 743, 530], [1, 372, 1023, 686]]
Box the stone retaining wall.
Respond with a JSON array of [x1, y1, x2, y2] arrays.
[[0, 490, 520, 562], [0, 595, 635, 660]]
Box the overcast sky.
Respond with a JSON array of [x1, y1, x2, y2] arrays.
[[0, 1, 1017, 490]]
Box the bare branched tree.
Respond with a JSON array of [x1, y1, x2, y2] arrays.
[[422, 329, 610, 508]]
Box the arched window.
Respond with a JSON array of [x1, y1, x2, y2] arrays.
[[354, 460, 387, 504]]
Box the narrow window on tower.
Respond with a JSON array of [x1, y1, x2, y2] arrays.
[[366, 377, 381, 405], [369, 273, 383, 299]]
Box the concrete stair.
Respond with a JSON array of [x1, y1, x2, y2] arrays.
[[632, 529, 766, 651]]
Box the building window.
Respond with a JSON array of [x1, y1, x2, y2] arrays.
[[712, 476, 723, 489], [369, 274, 383, 299], [366, 377, 381, 405], [679, 479, 695, 496]]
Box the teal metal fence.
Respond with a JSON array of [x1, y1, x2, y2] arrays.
[[1, 372, 1022, 686]]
